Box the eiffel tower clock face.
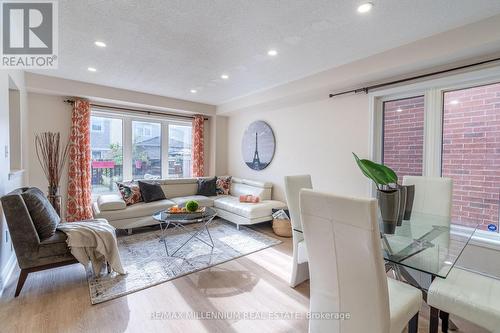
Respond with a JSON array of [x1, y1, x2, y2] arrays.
[[242, 120, 275, 170]]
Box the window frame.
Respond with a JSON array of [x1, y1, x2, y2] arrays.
[[380, 94, 426, 177], [371, 66, 500, 174], [369, 65, 500, 237], [91, 108, 193, 185]]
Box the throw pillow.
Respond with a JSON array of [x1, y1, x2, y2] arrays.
[[21, 188, 60, 240], [239, 194, 260, 203], [197, 177, 217, 196], [116, 181, 143, 205], [216, 176, 232, 195], [138, 181, 166, 203]]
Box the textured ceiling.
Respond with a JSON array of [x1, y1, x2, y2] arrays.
[[30, 0, 500, 104]]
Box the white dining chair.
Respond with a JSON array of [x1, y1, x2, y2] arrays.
[[300, 189, 422, 333], [402, 176, 453, 220], [401, 176, 454, 326], [428, 267, 500, 333], [284, 175, 312, 287]]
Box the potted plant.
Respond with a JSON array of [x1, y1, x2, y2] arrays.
[[352, 153, 408, 234]]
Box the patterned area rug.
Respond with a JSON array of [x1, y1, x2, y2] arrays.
[[87, 219, 281, 304]]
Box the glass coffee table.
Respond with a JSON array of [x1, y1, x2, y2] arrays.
[[152, 207, 217, 256]]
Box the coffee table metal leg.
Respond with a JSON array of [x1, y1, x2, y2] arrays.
[[205, 225, 214, 247], [170, 216, 216, 256], [159, 221, 170, 256]]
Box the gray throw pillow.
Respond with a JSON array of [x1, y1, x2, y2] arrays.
[[197, 177, 217, 196], [21, 188, 60, 241], [138, 181, 166, 203]]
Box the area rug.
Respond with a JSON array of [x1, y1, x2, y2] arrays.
[[87, 219, 281, 304]]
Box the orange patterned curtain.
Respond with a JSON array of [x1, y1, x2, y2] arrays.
[[192, 115, 205, 177], [66, 99, 93, 221]]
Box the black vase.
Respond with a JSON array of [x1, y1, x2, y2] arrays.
[[396, 186, 407, 226], [403, 185, 415, 220], [377, 189, 400, 234]]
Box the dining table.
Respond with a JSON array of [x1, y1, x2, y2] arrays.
[[293, 210, 498, 332], [380, 211, 497, 332]]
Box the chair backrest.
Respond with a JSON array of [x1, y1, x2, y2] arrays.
[[300, 189, 390, 333], [402, 176, 452, 218], [284, 175, 312, 231], [1, 188, 42, 269]]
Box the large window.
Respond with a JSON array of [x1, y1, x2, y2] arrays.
[[442, 83, 500, 230], [90, 116, 123, 194], [90, 110, 193, 194], [383, 96, 424, 179], [132, 121, 161, 179], [375, 75, 500, 232], [168, 124, 192, 178]]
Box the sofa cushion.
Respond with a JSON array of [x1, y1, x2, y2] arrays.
[[230, 178, 272, 200], [37, 230, 69, 258], [117, 181, 143, 205], [138, 181, 166, 203], [95, 199, 176, 221], [97, 194, 126, 211], [197, 177, 217, 196], [21, 188, 60, 241], [157, 178, 198, 198], [213, 196, 286, 219], [171, 195, 214, 208]]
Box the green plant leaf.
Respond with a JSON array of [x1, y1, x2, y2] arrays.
[[352, 153, 398, 186]]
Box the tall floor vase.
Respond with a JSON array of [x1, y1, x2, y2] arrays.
[[47, 186, 62, 217]]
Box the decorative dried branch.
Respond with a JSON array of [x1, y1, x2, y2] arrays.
[[35, 132, 70, 191]]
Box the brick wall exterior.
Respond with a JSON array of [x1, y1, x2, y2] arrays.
[[383, 96, 425, 179], [383, 87, 500, 231], [443, 83, 500, 230]]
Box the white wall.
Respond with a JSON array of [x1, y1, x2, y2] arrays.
[[0, 70, 29, 294], [219, 14, 500, 202], [226, 95, 371, 201], [27, 93, 73, 219]]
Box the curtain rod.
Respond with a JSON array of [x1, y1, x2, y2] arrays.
[[63, 100, 208, 121], [329, 57, 500, 98]]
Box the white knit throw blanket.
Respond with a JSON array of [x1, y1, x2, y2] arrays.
[[57, 219, 126, 276]]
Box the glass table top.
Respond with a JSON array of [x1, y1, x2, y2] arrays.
[[381, 212, 477, 278]]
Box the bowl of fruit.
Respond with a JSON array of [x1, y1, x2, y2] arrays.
[[167, 200, 205, 219]]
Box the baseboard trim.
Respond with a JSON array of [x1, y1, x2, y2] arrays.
[[0, 253, 17, 297]]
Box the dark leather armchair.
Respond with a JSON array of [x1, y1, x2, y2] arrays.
[[1, 187, 77, 296]]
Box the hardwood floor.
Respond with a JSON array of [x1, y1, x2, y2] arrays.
[[0, 222, 486, 333]]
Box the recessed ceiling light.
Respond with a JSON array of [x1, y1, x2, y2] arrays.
[[221, 74, 229, 80], [450, 100, 459, 105], [94, 41, 106, 48], [87, 67, 97, 72], [190, 89, 197, 94], [267, 49, 278, 56], [357, 2, 373, 13]]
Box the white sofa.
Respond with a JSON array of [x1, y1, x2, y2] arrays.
[[92, 177, 286, 231]]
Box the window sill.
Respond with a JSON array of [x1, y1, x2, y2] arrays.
[[8, 169, 25, 180], [452, 224, 500, 251]]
